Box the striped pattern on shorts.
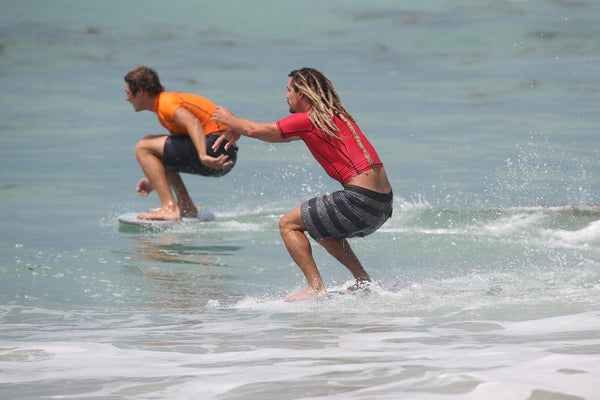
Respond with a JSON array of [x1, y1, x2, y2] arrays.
[[300, 185, 393, 241]]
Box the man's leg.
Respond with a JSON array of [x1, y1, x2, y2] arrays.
[[134, 135, 181, 220], [318, 237, 371, 290], [279, 206, 326, 301], [166, 170, 198, 217]]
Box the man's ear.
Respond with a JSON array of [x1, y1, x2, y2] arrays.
[[298, 92, 311, 107]]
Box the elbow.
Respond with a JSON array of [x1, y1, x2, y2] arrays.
[[244, 125, 262, 139]]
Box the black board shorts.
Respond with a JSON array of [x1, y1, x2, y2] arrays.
[[163, 134, 237, 177], [300, 185, 393, 241]]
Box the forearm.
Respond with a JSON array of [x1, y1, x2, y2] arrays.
[[213, 106, 286, 143], [174, 107, 208, 160], [221, 115, 266, 140], [189, 129, 208, 161]]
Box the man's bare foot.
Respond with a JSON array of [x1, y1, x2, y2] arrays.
[[284, 286, 326, 302], [137, 206, 180, 220], [347, 280, 371, 292], [136, 178, 155, 197], [179, 203, 198, 218]]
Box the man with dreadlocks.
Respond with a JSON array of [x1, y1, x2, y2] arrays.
[[212, 68, 393, 301]]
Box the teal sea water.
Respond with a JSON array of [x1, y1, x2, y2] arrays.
[[1, 0, 599, 399]]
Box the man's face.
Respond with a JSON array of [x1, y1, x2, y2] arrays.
[[125, 83, 144, 112], [286, 77, 303, 114]]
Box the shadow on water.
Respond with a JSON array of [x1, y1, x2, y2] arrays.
[[114, 229, 242, 264], [111, 234, 244, 309]]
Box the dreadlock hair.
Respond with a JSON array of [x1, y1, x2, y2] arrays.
[[288, 68, 373, 165], [124, 66, 165, 97]]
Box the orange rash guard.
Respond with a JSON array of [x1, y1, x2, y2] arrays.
[[152, 91, 227, 136]]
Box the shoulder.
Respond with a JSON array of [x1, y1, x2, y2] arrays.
[[159, 91, 207, 105], [166, 92, 218, 113], [156, 91, 179, 108], [279, 112, 310, 123], [157, 91, 205, 111], [277, 112, 312, 136], [177, 92, 213, 104], [154, 92, 186, 121]]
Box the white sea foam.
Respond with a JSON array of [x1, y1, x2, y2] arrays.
[[479, 211, 546, 235], [543, 219, 600, 249], [4, 308, 599, 400]]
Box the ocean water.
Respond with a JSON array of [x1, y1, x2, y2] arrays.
[[1, 0, 599, 399]]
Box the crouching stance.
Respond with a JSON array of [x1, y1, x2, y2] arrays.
[[124, 66, 237, 220], [212, 68, 392, 301]]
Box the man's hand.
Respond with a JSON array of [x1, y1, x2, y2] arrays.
[[212, 104, 285, 144], [136, 177, 154, 196], [212, 129, 241, 152], [212, 105, 234, 125], [200, 153, 234, 170]]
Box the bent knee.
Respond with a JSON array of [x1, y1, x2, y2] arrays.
[[134, 139, 145, 154], [135, 135, 166, 156], [279, 208, 306, 233], [278, 214, 290, 233]]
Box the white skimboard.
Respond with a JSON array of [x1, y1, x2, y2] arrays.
[[118, 209, 215, 228]]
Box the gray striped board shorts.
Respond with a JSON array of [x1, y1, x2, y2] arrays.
[[300, 185, 393, 241]]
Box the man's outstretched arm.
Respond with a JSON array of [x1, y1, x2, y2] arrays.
[[212, 106, 299, 143]]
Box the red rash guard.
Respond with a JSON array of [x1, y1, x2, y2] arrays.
[[277, 112, 383, 185]]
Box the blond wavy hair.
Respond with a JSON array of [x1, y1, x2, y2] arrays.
[[288, 68, 373, 165]]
